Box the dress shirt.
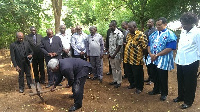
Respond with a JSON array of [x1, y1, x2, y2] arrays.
[[175, 26, 200, 65], [33, 35, 36, 44], [86, 33, 104, 56], [147, 28, 177, 70], [108, 28, 123, 59], [49, 37, 53, 44], [71, 32, 87, 55], [56, 33, 71, 50]]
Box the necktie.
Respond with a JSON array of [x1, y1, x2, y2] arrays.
[[33, 35, 36, 44]]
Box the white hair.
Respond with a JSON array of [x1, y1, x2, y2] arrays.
[[47, 58, 59, 69]]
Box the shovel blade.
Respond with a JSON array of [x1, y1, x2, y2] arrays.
[[30, 84, 37, 93], [36, 82, 42, 92]]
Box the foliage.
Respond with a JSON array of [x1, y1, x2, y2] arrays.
[[0, 0, 43, 48], [0, 0, 199, 48]]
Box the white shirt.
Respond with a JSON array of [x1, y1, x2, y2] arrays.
[[56, 33, 71, 50], [71, 32, 88, 55], [175, 26, 200, 65]]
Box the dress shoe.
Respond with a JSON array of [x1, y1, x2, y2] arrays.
[[160, 95, 167, 101], [99, 79, 103, 83], [180, 103, 191, 109], [173, 97, 183, 102], [19, 89, 24, 93], [46, 84, 53, 88], [135, 89, 142, 94], [114, 83, 121, 88], [127, 85, 135, 89], [69, 95, 74, 98], [28, 85, 31, 89], [92, 77, 98, 80], [146, 81, 152, 85], [106, 72, 112, 75], [148, 91, 160, 95], [87, 76, 91, 79], [57, 83, 62, 86], [109, 81, 117, 85], [68, 106, 81, 111]]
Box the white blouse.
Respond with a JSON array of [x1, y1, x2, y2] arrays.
[[175, 26, 200, 65]]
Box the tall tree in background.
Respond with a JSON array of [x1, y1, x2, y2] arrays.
[[51, 0, 62, 34]]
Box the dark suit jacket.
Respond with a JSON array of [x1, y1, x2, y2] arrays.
[[10, 41, 33, 67], [144, 27, 156, 40], [40, 35, 63, 60], [54, 58, 92, 86], [144, 27, 157, 57], [24, 34, 44, 58]]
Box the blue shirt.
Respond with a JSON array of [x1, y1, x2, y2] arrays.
[[147, 28, 177, 70]]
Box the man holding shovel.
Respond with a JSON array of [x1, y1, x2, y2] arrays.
[[48, 58, 92, 111]]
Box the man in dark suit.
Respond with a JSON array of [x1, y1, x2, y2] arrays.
[[48, 58, 92, 111], [25, 26, 45, 84], [10, 32, 33, 93], [41, 29, 63, 88], [144, 19, 157, 85]]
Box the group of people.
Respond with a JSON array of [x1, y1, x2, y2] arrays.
[[10, 11, 200, 111]]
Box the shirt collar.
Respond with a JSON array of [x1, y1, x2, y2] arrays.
[[161, 28, 167, 32]]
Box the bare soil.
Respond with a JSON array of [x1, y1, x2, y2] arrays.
[[0, 49, 200, 112]]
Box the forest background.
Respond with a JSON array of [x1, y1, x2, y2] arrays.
[[0, 0, 199, 49]]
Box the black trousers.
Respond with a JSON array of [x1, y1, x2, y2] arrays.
[[126, 63, 144, 90], [32, 55, 45, 83], [74, 55, 87, 61], [108, 60, 112, 74], [146, 63, 156, 82], [177, 61, 199, 105], [45, 58, 58, 85], [72, 67, 89, 108], [18, 60, 32, 90], [153, 67, 168, 96]]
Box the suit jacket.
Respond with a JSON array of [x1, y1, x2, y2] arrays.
[[10, 41, 33, 67], [55, 58, 92, 86], [144, 27, 156, 40], [24, 34, 44, 58], [40, 35, 63, 60]]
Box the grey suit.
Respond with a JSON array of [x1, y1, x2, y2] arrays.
[[41, 35, 63, 85], [54, 58, 92, 109], [25, 34, 45, 83], [10, 41, 33, 90]]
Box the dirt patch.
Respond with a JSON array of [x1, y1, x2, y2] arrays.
[[0, 49, 200, 112]]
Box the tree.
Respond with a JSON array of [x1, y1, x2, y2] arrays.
[[51, 0, 62, 34], [0, 0, 43, 48]]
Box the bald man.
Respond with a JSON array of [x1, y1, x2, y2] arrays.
[[41, 29, 63, 88], [10, 32, 33, 93]]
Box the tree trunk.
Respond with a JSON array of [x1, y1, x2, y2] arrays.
[[51, 0, 62, 34]]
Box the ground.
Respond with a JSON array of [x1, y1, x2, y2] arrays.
[[0, 49, 200, 112]]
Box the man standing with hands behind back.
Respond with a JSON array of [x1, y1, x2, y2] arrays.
[[25, 26, 45, 84]]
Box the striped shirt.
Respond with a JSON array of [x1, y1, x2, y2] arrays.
[[124, 30, 147, 65], [148, 29, 177, 70]]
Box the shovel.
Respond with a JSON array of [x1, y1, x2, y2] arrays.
[[28, 58, 45, 104]]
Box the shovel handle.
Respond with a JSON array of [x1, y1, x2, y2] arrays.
[[28, 57, 35, 80], [29, 86, 66, 96]]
